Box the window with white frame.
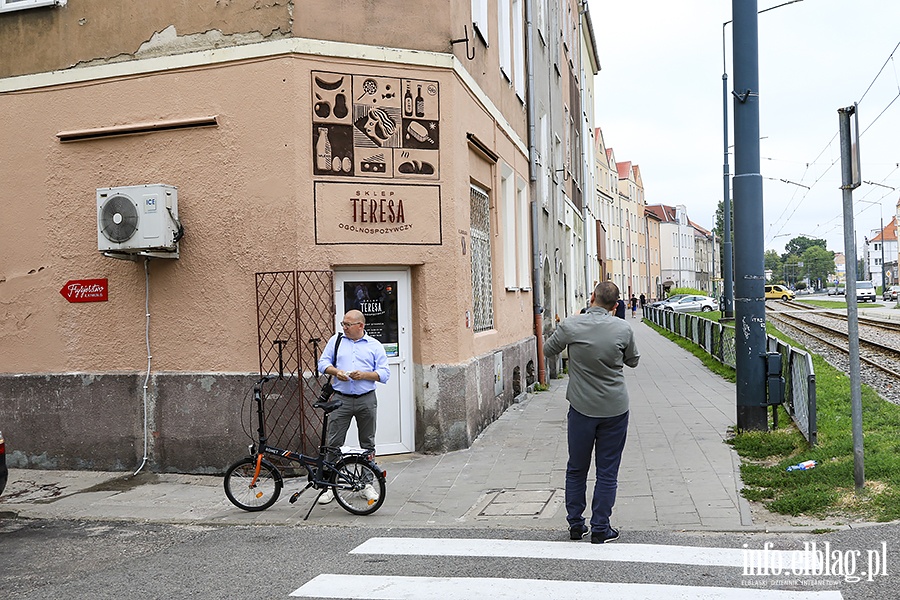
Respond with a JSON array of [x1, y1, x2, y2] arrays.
[[516, 177, 530, 288], [470, 185, 494, 332], [539, 110, 549, 205], [498, 0, 512, 79], [0, 0, 62, 13], [512, 0, 525, 100], [536, 0, 546, 44], [471, 0, 489, 45], [501, 164, 517, 289]]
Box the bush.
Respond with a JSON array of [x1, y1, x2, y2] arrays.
[[666, 287, 713, 298]]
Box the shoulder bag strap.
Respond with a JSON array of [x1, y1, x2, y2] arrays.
[[326, 332, 344, 384]]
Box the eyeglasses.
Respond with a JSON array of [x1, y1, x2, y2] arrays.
[[340, 321, 362, 328]]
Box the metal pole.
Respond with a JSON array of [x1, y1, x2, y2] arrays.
[[732, 0, 768, 430], [524, 0, 547, 385], [881, 216, 886, 291], [712, 229, 717, 298], [721, 2, 803, 322], [721, 27, 735, 321], [838, 105, 865, 491]]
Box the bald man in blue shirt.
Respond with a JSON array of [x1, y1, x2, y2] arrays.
[[317, 309, 390, 504]]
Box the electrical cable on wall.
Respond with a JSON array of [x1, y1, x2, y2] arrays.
[[134, 257, 152, 476]]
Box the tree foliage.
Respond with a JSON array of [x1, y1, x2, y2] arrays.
[[801, 245, 835, 288], [783, 236, 827, 258], [764, 250, 782, 281]]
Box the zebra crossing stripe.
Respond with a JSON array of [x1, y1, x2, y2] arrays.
[[290, 574, 843, 599], [350, 537, 822, 570]]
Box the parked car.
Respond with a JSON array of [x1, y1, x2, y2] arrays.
[[883, 285, 900, 301], [856, 280, 876, 302], [0, 429, 7, 497], [764, 285, 795, 300], [650, 294, 688, 308], [827, 286, 843, 296], [665, 295, 718, 313]]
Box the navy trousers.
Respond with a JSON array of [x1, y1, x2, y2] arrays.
[[565, 407, 629, 535]]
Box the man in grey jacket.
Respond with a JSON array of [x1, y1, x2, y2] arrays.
[[543, 281, 640, 544]]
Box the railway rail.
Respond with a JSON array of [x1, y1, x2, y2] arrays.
[[765, 300, 900, 404]]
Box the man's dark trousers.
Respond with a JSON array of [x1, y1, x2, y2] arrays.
[[565, 407, 629, 536]]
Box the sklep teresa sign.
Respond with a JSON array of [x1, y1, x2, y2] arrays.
[[60, 279, 108, 303]]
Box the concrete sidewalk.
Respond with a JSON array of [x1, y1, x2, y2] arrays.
[[0, 319, 844, 532]]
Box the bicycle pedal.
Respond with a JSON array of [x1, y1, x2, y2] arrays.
[[289, 491, 302, 504]]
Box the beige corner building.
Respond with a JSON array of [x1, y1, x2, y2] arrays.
[[0, 0, 584, 471]]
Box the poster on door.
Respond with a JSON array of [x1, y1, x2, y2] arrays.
[[343, 281, 399, 357]]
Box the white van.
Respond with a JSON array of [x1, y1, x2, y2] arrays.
[[856, 281, 876, 303]]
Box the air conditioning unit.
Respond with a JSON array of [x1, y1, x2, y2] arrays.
[[97, 184, 182, 258]]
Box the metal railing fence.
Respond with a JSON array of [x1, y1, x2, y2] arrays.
[[644, 306, 816, 445]]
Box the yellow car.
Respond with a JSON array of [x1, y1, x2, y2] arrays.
[[765, 285, 795, 300]]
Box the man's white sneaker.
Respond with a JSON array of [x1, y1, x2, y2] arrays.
[[317, 488, 334, 505], [362, 484, 379, 503]]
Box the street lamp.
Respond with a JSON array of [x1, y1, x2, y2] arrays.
[[721, 0, 804, 322]]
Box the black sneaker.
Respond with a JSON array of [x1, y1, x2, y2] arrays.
[[591, 528, 619, 544], [569, 524, 589, 540]]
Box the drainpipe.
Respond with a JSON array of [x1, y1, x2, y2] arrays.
[[524, 0, 546, 385]]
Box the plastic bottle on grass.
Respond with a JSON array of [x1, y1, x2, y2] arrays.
[[786, 460, 817, 472]]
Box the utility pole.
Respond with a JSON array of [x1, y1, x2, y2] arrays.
[[880, 216, 886, 289], [721, 59, 735, 321], [839, 105, 865, 492], [732, 0, 768, 431]]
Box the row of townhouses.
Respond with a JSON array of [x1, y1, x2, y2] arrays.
[[0, 0, 715, 473], [863, 198, 900, 288]]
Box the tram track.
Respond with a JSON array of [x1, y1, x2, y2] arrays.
[[778, 299, 900, 333], [765, 301, 900, 403]]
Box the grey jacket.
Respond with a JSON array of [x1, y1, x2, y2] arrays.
[[543, 306, 640, 418]]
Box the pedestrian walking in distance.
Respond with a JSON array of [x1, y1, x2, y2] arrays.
[[615, 297, 626, 319], [639, 293, 646, 308], [543, 281, 640, 544], [630, 295, 638, 318]]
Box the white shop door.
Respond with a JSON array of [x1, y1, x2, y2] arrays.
[[334, 270, 413, 455]]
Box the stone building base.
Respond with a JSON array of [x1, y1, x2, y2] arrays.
[[0, 336, 536, 472]]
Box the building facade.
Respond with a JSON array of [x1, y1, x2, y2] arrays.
[[0, 0, 601, 471], [647, 204, 696, 293], [864, 202, 899, 287]]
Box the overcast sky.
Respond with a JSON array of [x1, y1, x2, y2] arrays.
[[588, 0, 900, 257]]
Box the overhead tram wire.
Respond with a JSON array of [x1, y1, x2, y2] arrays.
[[764, 41, 900, 239], [856, 40, 900, 106]]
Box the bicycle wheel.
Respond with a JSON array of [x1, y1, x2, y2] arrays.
[[330, 455, 386, 515], [224, 456, 282, 511]]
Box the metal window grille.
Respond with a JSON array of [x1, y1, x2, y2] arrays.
[[470, 185, 494, 332], [256, 270, 335, 460]]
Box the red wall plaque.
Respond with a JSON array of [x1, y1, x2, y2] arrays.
[[60, 278, 108, 303]]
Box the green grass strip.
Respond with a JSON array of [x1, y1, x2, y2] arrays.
[[644, 315, 900, 522]]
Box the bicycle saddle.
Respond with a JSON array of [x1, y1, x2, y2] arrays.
[[313, 398, 344, 413]]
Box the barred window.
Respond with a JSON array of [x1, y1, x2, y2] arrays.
[[470, 185, 494, 332]]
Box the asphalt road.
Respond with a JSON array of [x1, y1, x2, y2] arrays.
[[1, 517, 896, 599]]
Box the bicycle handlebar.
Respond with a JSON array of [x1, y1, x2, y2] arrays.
[[256, 374, 279, 387]]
